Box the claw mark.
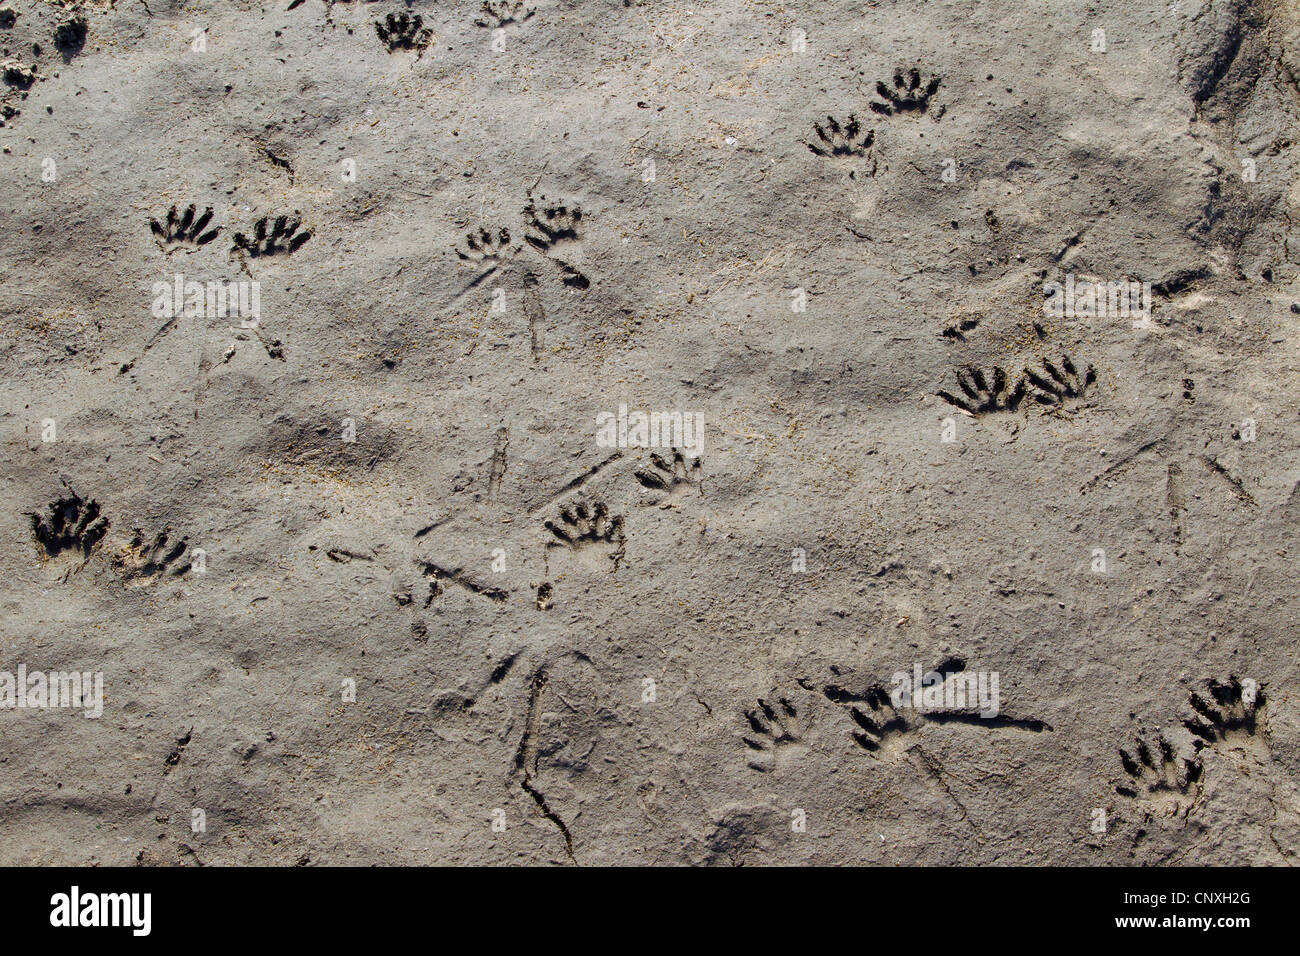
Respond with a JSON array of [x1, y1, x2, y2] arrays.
[[514, 667, 576, 863]]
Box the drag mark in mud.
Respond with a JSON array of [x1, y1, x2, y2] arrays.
[[514, 667, 576, 863], [421, 562, 509, 604]]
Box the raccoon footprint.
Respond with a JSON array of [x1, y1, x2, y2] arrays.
[[633, 448, 702, 500], [870, 68, 942, 117], [843, 684, 914, 754], [231, 214, 312, 259], [30, 488, 109, 562], [150, 204, 220, 254], [741, 697, 808, 772], [1116, 733, 1202, 817], [475, 1, 535, 27], [114, 528, 191, 584], [523, 194, 589, 289], [937, 365, 1027, 415], [544, 499, 625, 570], [455, 226, 516, 268], [375, 12, 433, 54], [1183, 676, 1264, 751], [807, 114, 877, 169], [1025, 355, 1095, 408]]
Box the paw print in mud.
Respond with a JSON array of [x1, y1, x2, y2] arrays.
[[455, 226, 516, 266], [522, 194, 589, 289], [740, 697, 808, 772], [30, 488, 109, 561], [231, 214, 312, 260], [114, 528, 192, 584], [1183, 676, 1263, 746], [1025, 355, 1096, 408], [150, 204, 220, 254], [544, 499, 626, 570], [375, 12, 433, 54], [937, 365, 1027, 416], [633, 448, 703, 500], [807, 114, 876, 162], [1115, 732, 1202, 817], [844, 684, 914, 754], [475, 1, 535, 28], [869, 68, 942, 117]]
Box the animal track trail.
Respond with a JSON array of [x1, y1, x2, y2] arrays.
[[1115, 732, 1202, 819], [231, 214, 312, 260], [544, 498, 626, 571], [30, 487, 109, 569], [740, 697, 809, 773], [375, 12, 433, 54], [870, 68, 942, 117], [150, 204, 220, 254], [806, 114, 877, 173], [114, 528, 192, 584], [1025, 355, 1095, 407], [523, 193, 590, 289], [633, 448, 702, 502], [937, 365, 1027, 415], [476, 1, 535, 28]]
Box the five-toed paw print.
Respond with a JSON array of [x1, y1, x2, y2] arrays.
[[633, 448, 703, 500], [30, 487, 109, 562], [937, 365, 1027, 415], [544, 498, 626, 569], [523, 193, 589, 288], [1116, 732, 1202, 817], [375, 12, 433, 54], [1183, 676, 1264, 747], [1025, 355, 1096, 408], [455, 225, 516, 267], [232, 214, 312, 260], [475, 0, 535, 27], [845, 684, 914, 754], [807, 114, 877, 167], [150, 204, 220, 254], [114, 528, 192, 584], [741, 696, 808, 772], [869, 68, 942, 117]]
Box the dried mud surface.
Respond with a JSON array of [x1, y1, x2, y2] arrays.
[[2, 0, 1300, 865]]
